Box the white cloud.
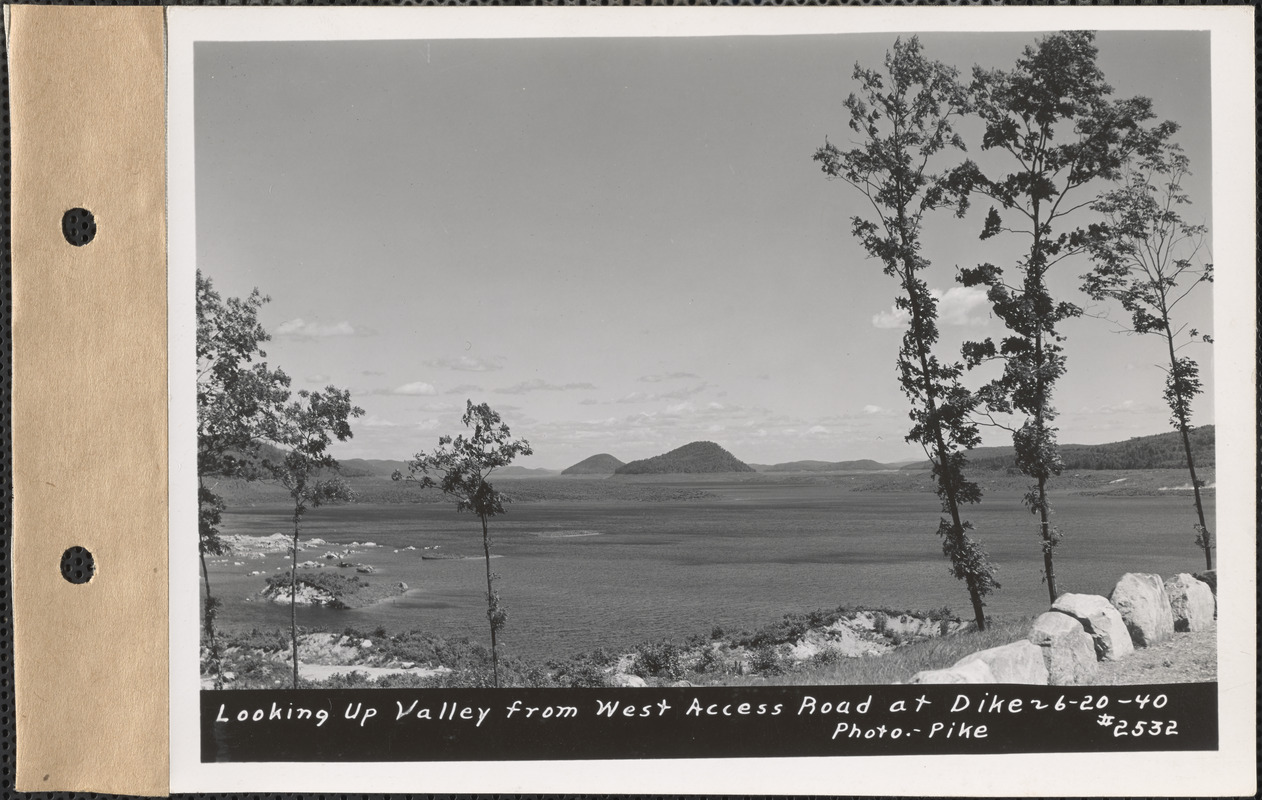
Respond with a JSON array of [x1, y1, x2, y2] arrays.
[[616, 383, 709, 404], [863, 404, 885, 415], [358, 415, 442, 431], [936, 286, 991, 326], [497, 378, 598, 395], [444, 383, 484, 396], [305, 373, 332, 384], [871, 308, 909, 329], [808, 425, 829, 435], [425, 355, 505, 372], [416, 400, 461, 412], [358, 415, 404, 429], [391, 381, 437, 396], [870, 286, 991, 329], [638, 371, 700, 383], [276, 318, 366, 338], [1081, 399, 1162, 416]]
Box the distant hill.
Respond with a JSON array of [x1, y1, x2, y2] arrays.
[[337, 458, 413, 478], [616, 441, 755, 475], [762, 458, 892, 473], [562, 453, 625, 475], [335, 459, 556, 478], [496, 466, 561, 477], [901, 426, 1215, 472]]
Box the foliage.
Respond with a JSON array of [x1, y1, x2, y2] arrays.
[[394, 400, 532, 688], [950, 31, 1172, 602], [750, 643, 786, 675], [1082, 138, 1214, 568], [632, 639, 686, 681], [196, 270, 293, 688], [263, 571, 371, 609], [267, 386, 364, 688], [717, 617, 1035, 687], [546, 649, 617, 688], [963, 425, 1215, 472], [615, 441, 755, 474], [814, 36, 997, 629], [196, 270, 292, 486]]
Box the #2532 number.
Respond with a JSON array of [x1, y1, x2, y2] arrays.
[[1113, 720, 1178, 737]]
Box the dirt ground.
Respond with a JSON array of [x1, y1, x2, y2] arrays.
[[1092, 624, 1217, 685]]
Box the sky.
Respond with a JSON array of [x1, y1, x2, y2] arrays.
[[194, 30, 1215, 469]]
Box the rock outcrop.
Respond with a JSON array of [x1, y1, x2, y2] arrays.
[[907, 659, 995, 685], [1164, 573, 1216, 632], [1110, 573, 1174, 647], [1028, 612, 1098, 685], [1051, 593, 1135, 661], [1192, 569, 1216, 595], [610, 673, 647, 688], [953, 640, 1049, 684]]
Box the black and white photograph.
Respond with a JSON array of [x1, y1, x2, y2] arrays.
[[167, 7, 1255, 793]]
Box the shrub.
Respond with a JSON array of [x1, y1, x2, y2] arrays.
[[546, 648, 617, 688], [750, 643, 785, 675], [633, 639, 685, 681], [872, 611, 889, 635], [265, 571, 369, 609], [693, 647, 721, 674], [808, 648, 845, 669]]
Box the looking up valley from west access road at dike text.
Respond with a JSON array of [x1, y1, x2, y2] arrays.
[[194, 30, 1217, 690]]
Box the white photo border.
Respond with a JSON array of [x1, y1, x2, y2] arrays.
[[168, 6, 1256, 794]]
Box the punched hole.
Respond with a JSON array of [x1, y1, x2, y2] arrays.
[[62, 208, 96, 246], [60, 546, 95, 584]]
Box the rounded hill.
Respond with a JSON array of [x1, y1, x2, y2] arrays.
[[562, 453, 625, 475], [615, 441, 755, 475]]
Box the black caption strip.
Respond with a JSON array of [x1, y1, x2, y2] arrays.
[[202, 683, 1216, 762]]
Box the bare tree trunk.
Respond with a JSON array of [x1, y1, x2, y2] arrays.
[[199, 548, 224, 690], [902, 256, 989, 632], [291, 511, 300, 690], [1164, 327, 1213, 570], [481, 514, 500, 688], [1039, 480, 1057, 604], [199, 476, 225, 689], [1032, 317, 1059, 605]]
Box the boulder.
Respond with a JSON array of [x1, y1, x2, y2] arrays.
[[1193, 569, 1216, 595], [1110, 573, 1174, 647], [953, 639, 1049, 685], [1028, 612, 1098, 685], [610, 673, 647, 688], [908, 659, 995, 685], [1051, 593, 1134, 661], [1164, 574, 1216, 631]]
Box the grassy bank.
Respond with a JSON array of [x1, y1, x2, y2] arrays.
[[203, 603, 1039, 689]]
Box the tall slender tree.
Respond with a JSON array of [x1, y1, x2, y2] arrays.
[[269, 387, 363, 689], [951, 31, 1168, 602], [195, 270, 291, 688], [1082, 137, 1214, 568], [815, 37, 998, 630], [393, 401, 532, 687]]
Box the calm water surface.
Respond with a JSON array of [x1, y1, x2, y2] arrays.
[[207, 481, 1215, 661]]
